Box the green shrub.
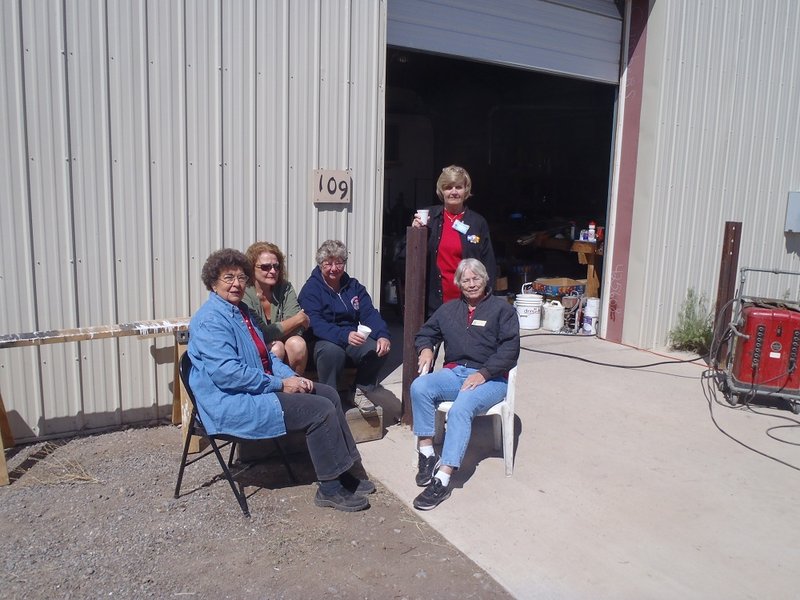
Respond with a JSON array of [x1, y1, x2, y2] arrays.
[[669, 288, 713, 355]]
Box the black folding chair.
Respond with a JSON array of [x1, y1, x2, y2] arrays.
[[174, 353, 296, 517]]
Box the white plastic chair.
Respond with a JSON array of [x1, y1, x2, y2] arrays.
[[433, 366, 518, 477]]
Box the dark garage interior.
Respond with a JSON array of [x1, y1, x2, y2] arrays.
[[382, 48, 617, 307]]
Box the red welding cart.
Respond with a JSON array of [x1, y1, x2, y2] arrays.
[[722, 268, 800, 413]]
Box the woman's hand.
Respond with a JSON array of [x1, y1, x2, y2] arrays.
[[460, 372, 486, 391], [418, 348, 434, 375], [282, 376, 314, 394], [282, 310, 310, 337], [411, 215, 423, 228], [376, 337, 391, 357], [295, 309, 310, 329], [348, 331, 366, 346]]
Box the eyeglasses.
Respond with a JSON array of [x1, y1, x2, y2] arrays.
[[219, 274, 249, 285], [321, 260, 346, 269], [256, 263, 281, 272]]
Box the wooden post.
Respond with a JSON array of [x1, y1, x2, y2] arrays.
[[714, 221, 742, 363], [172, 333, 201, 453], [402, 226, 428, 426], [172, 339, 185, 425], [0, 432, 7, 487], [0, 392, 13, 449], [0, 392, 12, 486]]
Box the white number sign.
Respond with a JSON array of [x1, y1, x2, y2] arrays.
[[312, 169, 352, 204]]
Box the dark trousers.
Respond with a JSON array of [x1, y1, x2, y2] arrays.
[[312, 338, 387, 394], [275, 383, 360, 481]]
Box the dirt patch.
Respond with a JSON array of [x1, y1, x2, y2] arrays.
[[0, 425, 511, 599]]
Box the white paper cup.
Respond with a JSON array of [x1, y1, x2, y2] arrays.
[[357, 324, 372, 338], [416, 209, 430, 225]]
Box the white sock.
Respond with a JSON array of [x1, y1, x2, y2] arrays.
[[418, 444, 435, 458], [434, 471, 450, 487]]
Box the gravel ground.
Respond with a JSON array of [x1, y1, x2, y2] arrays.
[[0, 424, 511, 599]]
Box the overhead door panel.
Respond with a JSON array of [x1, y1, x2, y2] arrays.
[[388, 0, 622, 84]]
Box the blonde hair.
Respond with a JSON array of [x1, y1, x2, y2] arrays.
[[436, 165, 472, 202]]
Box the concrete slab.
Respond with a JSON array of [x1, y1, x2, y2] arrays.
[[360, 331, 800, 599]]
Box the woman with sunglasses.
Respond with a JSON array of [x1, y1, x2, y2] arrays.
[[188, 248, 373, 512], [242, 242, 310, 375]]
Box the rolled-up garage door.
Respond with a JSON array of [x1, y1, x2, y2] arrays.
[[388, 0, 623, 84]]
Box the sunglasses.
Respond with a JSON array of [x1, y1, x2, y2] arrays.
[[256, 263, 281, 272]]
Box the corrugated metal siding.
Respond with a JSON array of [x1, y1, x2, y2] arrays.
[[0, 0, 43, 437], [387, 0, 622, 83], [624, 0, 800, 349], [0, 0, 386, 442]]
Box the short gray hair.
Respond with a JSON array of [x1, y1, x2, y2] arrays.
[[454, 258, 489, 287], [315, 239, 348, 266]]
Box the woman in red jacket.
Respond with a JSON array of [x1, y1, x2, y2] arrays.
[[412, 165, 497, 316]]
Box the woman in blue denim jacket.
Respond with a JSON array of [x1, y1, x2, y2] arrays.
[[188, 248, 374, 512]]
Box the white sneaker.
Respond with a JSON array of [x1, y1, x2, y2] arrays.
[[353, 389, 378, 416]]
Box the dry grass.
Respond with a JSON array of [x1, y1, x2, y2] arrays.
[[20, 441, 100, 485]]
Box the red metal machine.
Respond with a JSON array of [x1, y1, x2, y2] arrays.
[[723, 269, 800, 413]]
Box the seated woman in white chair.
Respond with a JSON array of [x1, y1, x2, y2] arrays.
[[411, 258, 520, 510]]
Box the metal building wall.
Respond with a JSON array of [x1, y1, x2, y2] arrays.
[[0, 0, 387, 442], [623, 0, 800, 349]]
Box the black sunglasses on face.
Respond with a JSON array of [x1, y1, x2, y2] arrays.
[[257, 263, 281, 272]]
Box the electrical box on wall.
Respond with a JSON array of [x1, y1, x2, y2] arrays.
[[785, 191, 800, 233]]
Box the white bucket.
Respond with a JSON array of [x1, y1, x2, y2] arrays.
[[542, 300, 565, 332], [515, 293, 543, 329], [583, 297, 600, 334], [585, 297, 600, 317]]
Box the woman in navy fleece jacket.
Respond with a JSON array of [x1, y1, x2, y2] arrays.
[[298, 240, 391, 416]]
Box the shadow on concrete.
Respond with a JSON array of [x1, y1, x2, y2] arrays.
[[439, 414, 523, 489]]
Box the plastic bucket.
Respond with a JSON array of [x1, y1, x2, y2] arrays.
[[585, 297, 600, 317], [582, 297, 600, 334], [515, 293, 543, 329], [542, 300, 565, 332]]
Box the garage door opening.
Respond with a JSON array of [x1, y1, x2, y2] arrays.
[[382, 48, 617, 312]]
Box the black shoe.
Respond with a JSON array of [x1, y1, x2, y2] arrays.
[[415, 453, 440, 487], [314, 486, 370, 512], [339, 472, 376, 497], [413, 478, 451, 511]]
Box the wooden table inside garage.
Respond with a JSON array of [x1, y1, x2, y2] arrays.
[[570, 240, 603, 297], [523, 236, 603, 297]]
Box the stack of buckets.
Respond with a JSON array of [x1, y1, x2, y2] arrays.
[[514, 284, 543, 329]]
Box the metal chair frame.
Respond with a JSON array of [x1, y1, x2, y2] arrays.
[[174, 353, 296, 517]]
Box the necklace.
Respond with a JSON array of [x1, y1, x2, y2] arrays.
[[444, 210, 463, 224]]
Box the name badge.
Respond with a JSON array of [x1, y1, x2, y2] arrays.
[[453, 220, 470, 234], [472, 319, 487, 327]]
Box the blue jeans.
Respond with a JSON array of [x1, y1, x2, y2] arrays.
[[411, 366, 508, 469]]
